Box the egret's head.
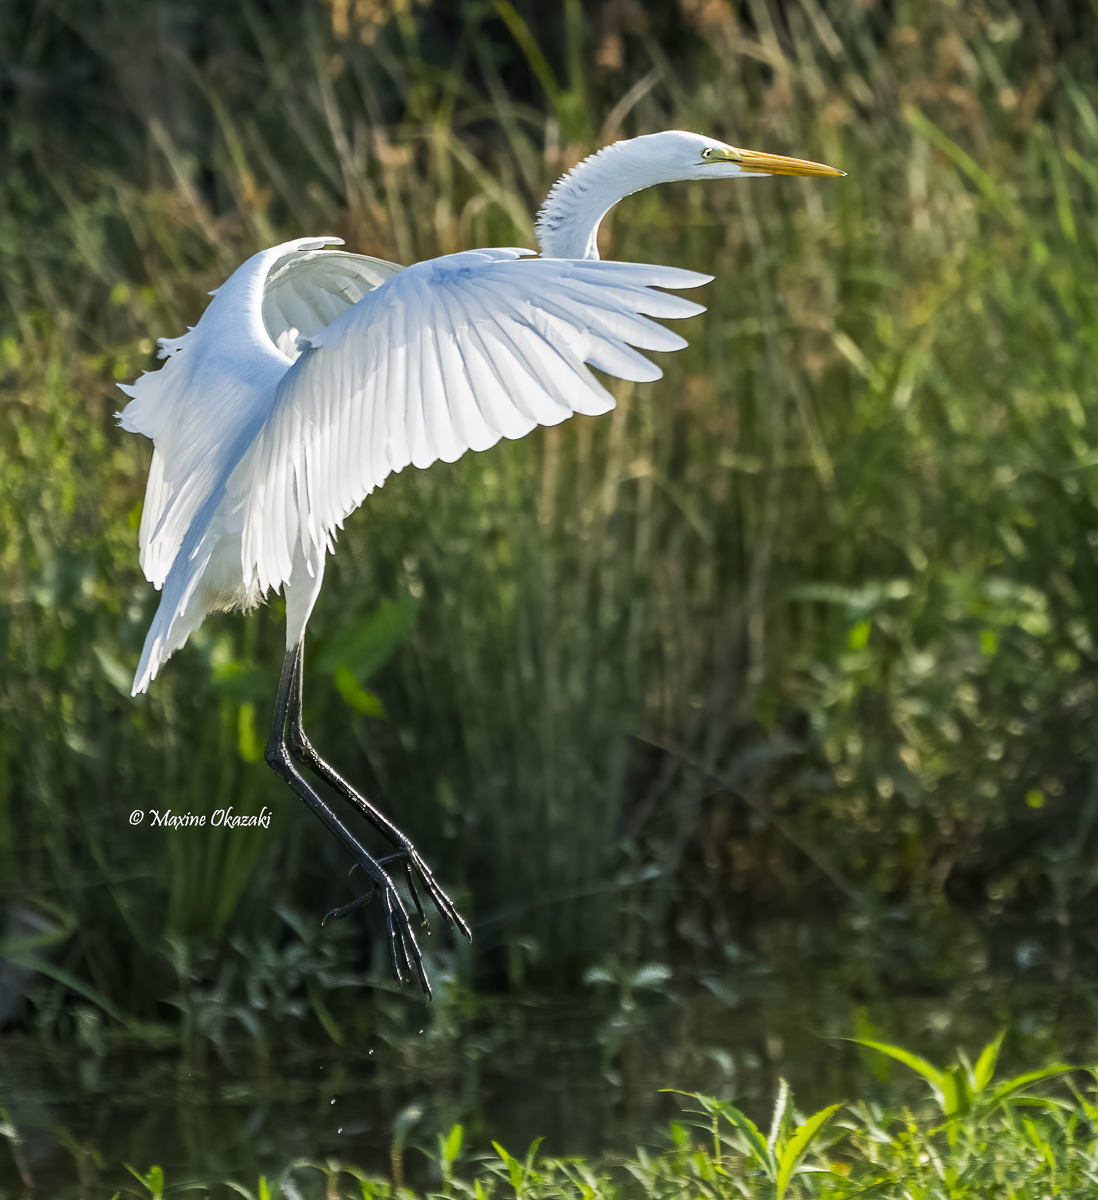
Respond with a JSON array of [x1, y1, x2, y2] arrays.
[[645, 130, 845, 182], [535, 129, 844, 259]]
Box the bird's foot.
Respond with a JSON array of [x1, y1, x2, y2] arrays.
[[325, 846, 468, 998], [324, 869, 431, 995], [375, 845, 471, 942]]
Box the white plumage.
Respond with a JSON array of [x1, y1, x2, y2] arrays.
[[120, 239, 709, 694]]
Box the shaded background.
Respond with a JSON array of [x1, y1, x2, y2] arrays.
[[4, 0, 1098, 1186]]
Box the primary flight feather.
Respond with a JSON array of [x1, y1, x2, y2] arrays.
[[119, 130, 843, 994]]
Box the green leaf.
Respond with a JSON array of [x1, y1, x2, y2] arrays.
[[1010, 1095, 1076, 1112], [333, 667, 385, 716], [442, 1124, 463, 1166], [630, 963, 672, 990], [305, 976, 344, 1046], [124, 1163, 164, 1199], [392, 1103, 423, 1149], [1068, 1073, 1098, 1122], [709, 1100, 774, 1177], [906, 109, 1024, 230], [986, 1065, 1076, 1111], [490, 1, 561, 106], [124, 1164, 147, 1190], [768, 1079, 791, 1155], [523, 1136, 544, 1175], [94, 645, 134, 695], [851, 1039, 944, 1097], [493, 1142, 525, 1194], [237, 701, 264, 762], [317, 597, 420, 681], [974, 1030, 1007, 1091], [0, 902, 76, 956], [775, 1104, 842, 1200]]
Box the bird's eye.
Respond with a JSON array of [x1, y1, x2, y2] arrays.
[[701, 148, 714, 159]]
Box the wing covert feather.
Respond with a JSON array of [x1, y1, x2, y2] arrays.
[[236, 249, 709, 596]]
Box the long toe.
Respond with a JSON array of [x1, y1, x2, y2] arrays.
[[382, 885, 431, 996], [322, 889, 375, 924], [406, 850, 472, 940]]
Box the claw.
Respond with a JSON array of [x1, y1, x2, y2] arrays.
[[377, 848, 468, 939], [382, 885, 427, 993], [381, 890, 404, 983], [323, 888, 375, 924], [412, 854, 472, 941], [324, 880, 432, 996], [327, 861, 436, 996], [404, 861, 427, 926], [377, 852, 426, 927]]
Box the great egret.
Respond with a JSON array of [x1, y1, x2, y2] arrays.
[[119, 131, 842, 994]]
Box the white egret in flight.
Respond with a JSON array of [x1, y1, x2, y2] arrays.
[[119, 131, 842, 994]]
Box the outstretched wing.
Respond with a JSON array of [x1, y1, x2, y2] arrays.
[[233, 248, 711, 597]]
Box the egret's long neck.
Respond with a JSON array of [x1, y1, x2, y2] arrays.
[[535, 140, 662, 260]]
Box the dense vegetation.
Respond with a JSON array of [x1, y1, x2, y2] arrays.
[[4, 0, 1098, 1090]]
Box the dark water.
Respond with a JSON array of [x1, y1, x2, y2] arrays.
[[8, 996, 661, 1195], [3, 951, 1096, 1198]]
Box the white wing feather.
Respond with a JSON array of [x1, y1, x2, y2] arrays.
[[122, 241, 709, 693], [234, 249, 711, 599]]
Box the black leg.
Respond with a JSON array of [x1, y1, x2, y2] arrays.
[[265, 644, 431, 995], [283, 641, 471, 942]]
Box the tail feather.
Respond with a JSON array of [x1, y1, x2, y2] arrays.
[[131, 543, 214, 695]]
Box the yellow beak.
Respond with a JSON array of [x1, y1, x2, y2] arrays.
[[735, 148, 845, 177]]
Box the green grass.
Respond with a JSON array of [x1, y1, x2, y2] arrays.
[[10, 1035, 1098, 1199], [5, 0, 1098, 1037]]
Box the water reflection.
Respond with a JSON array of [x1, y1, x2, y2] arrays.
[[4, 951, 1097, 1196]]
